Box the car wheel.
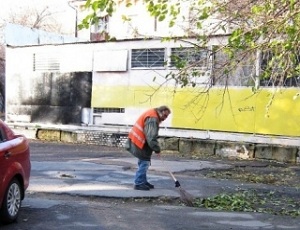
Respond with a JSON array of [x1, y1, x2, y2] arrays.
[[0, 178, 22, 224]]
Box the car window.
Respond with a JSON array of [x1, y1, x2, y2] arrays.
[[0, 127, 6, 142]]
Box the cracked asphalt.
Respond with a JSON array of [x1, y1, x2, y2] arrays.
[[2, 140, 299, 229], [27, 140, 300, 200]]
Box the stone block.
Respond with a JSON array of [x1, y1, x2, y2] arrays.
[[215, 141, 253, 159], [163, 137, 179, 151], [255, 145, 273, 160], [192, 140, 216, 156], [255, 145, 298, 163], [75, 131, 87, 144], [36, 129, 61, 141], [272, 146, 298, 163], [11, 127, 37, 140], [61, 131, 77, 143], [179, 139, 193, 156], [158, 138, 165, 150]]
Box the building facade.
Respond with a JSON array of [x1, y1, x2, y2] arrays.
[[5, 37, 300, 147], [4, 0, 300, 149]]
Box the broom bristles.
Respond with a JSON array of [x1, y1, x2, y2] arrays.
[[178, 187, 194, 207]]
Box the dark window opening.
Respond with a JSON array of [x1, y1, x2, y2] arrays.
[[170, 47, 209, 68], [260, 51, 300, 87]]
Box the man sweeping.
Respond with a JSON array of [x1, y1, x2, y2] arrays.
[[125, 105, 171, 191]]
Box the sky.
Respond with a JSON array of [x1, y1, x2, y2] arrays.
[[0, 0, 76, 34], [0, 0, 71, 11]]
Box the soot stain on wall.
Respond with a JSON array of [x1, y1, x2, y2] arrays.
[[18, 72, 92, 124]]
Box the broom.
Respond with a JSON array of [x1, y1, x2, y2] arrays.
[[157, 154, 195, 207]]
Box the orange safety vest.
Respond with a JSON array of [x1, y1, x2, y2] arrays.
[[128, 109, 159, 149]]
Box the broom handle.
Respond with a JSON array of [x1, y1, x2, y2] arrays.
[[157, 154, 177, 182]]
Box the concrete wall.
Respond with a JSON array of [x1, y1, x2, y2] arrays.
[[13, 125, 299, 164]]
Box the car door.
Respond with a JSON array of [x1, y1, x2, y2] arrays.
[[0, 125, 9, 203]]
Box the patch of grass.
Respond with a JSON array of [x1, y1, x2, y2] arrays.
[[193, 190, 300, 217]]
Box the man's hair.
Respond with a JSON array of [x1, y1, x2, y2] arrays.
[[156, 105, 171, 114]]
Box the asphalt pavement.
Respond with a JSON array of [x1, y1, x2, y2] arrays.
[[27, 156, 229, 199], [18, 141, 300, 230], [26, 153, 296, 200]]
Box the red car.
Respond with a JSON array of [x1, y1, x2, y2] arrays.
[[0, 120, 31, 224]]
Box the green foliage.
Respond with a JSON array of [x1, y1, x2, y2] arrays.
[[80, 0, 300, 87], [197, 166, 300, 216], [145, 0, 180, 27], [194, 190, 300, 217], [78, 0, 116, 30], [198, 192, 253, 212]]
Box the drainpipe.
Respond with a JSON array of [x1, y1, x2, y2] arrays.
[[68, 1, 79, 38]]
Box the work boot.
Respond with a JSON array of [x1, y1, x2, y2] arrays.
[[145, 182, 154, 189], [134, 184, 150, 191]]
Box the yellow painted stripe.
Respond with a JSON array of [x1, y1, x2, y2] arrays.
[[91, 85, 300, 137]]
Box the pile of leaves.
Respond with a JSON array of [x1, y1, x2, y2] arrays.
[[194, 190, 300, 217]]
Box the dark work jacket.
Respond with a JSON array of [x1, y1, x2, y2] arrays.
[[125, 116, 161, 161]]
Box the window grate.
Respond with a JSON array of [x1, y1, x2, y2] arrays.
[[170, 47, 209, 68], [33, 53, 60, 71], [93, 108, 125, 114], [131, 48, 165, 68]]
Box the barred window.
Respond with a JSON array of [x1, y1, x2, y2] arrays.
[[93, 107, 125, 114], [170, 47, 209, 68], [131, 48, 165, 68], [260, 51, 300, 87]]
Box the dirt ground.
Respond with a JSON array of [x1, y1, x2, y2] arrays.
[[171, 155, 300, 216], [183, 157, 300, 188]]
